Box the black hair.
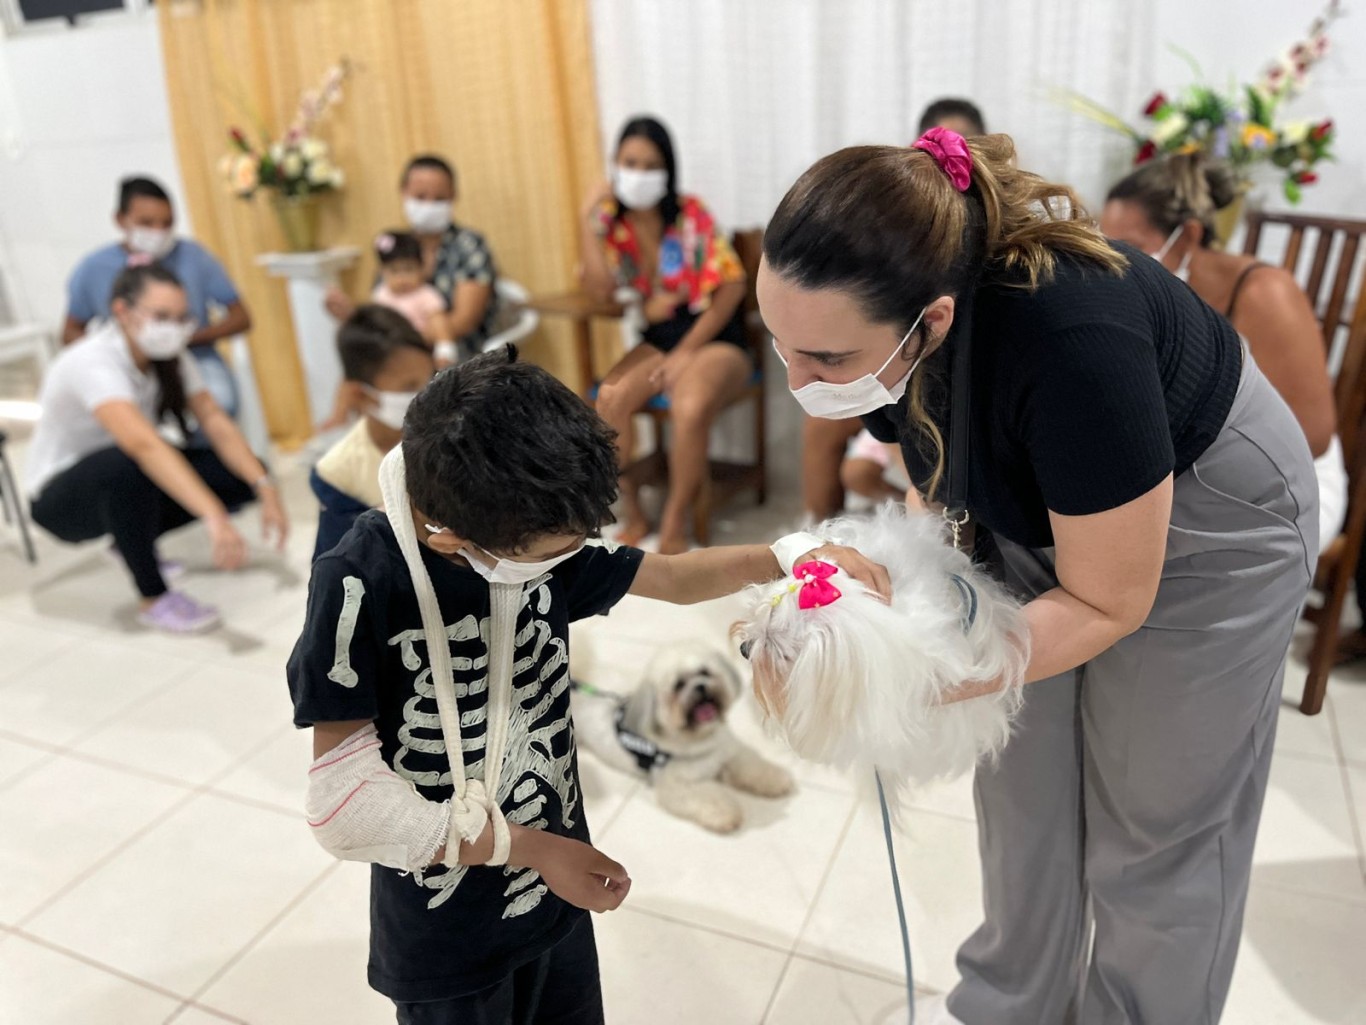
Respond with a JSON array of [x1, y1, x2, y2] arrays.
[[109, 263, 189, 436], [614, 115, 681, 226], [402, 346, 620, 553], [374, 230, 423, 266], [118, 177, 172, 216], [401, 154, 457, 193], [336, 305, 433, 386], [917, 98, 987, 137]]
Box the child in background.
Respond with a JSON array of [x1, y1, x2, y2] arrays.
[[310, 305, 435, 560], [372, 230, 458, 367], [289, 347, 887, 1023], [840, 428, 911, 507]]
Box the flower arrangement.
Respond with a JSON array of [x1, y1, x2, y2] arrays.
[[220, 60, 349, 200], [1064, 3, 1342, 203]]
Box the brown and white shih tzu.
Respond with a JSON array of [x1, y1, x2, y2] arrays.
[[572, 644, 795, 833]]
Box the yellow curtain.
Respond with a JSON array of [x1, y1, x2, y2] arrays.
[[158, 0, 606, 447]]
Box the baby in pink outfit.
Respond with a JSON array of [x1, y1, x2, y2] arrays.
[[371, 231, 454, 366]]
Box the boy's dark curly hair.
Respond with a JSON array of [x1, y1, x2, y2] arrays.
[[402, 347, 619, 553]]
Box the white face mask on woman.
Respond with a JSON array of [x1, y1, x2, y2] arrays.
[[1149, 225, 1192, 282], [404, 198, 453, 235], [364, 387, 419, 431], [126, 227, 175, 259], [613, 166, 669, 211], [424, 526, 585, 586], [136, 316, 195, 361], [775, 308, 928, 419]]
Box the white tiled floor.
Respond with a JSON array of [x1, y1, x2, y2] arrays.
[[0, 435, 1363, 1024]]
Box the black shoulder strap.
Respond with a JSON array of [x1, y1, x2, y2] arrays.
[[942, 322, 973, 552], [1225, 261, 1268, 319]]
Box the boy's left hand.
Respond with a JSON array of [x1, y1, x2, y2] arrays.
[[796, 543, 892, 602]]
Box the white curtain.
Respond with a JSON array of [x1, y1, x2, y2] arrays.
[[589, 0, 1155, 230]]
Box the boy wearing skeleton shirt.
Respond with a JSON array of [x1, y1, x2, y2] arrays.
[[288, 347, 887, 1024]]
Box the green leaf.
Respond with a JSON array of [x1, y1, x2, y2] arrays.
[[1284, 179, 1302, 204]]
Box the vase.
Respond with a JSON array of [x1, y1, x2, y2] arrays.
[[1211, 190, 1248, 251], [270, 194, 321, 253]]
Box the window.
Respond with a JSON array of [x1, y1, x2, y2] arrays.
[[0, 0, 151, 32]]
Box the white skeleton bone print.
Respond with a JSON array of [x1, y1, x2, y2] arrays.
[[382, 577, 579, 913]]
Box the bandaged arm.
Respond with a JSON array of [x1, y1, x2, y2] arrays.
[[306, 720, 502, 872]]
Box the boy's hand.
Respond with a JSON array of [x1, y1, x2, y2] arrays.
[[532, 834, 632, 913], [797, 543, 892, 602]]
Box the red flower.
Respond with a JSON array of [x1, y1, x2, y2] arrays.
[[1134, 140, 1158, 165], [1296, 171, 1319, 185], [1142, 92, 1167, 117], [228, 127, 250, 152], [1311, 119, 1334, 141]]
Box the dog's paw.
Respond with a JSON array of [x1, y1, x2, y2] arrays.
[[748, 762, 796, 799], [695, 801, 744, 834]]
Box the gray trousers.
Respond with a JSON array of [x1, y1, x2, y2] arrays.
[[949, 352, 1318, 1025]]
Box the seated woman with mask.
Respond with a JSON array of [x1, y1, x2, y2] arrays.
[[28, 264, 287, 633], [579, 115, 750, 553], [327, 154, 499, 365], [1101, 153, 1346, 553]]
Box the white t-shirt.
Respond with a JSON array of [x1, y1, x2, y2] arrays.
[[25, 320, 206, 497]]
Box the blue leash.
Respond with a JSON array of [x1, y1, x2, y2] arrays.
[[876, 769, 916, 1023], [875, 573, 979, 1022]]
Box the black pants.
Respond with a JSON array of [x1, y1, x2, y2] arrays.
[[30, 446, 255, 599], [393, 917, 604, 1025]]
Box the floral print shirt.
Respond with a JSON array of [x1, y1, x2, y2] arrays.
[[594, 195, 744, 314]]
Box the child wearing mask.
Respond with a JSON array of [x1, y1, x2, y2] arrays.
[[310, 305, 436, 560], [290, 345, 886, 1022]]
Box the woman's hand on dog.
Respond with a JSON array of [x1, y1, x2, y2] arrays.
[[797, 543, 893, 602], [523, 831, 632, 913]]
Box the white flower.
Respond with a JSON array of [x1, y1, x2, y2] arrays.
[[306, 159, 335, 185], [270, 143, 285, 163], [281, 152, 304, 179], [1281, 121, 1310, 146], [330, 168, 346, 189], [1150, 112, 1189, 146], [300, 137, 327, 162]]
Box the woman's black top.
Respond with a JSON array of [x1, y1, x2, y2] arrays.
[[864, 243, 1241, 548]]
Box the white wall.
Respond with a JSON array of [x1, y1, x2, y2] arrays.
[[1151, 0, 1366, 220], [0, 12, 186, 328]]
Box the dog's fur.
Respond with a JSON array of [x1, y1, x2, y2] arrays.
[[572, 644, 794, 833], [735, 503, 1028, 793]]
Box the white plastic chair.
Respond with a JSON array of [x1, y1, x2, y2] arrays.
[[481, 278, 540, 352], [0, 323, 54, 378]]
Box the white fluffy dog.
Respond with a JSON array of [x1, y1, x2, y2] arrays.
[[572, 644, 795, 833], [735, 503, 1029, 790]]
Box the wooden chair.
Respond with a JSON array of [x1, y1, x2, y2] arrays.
[[619, 228, 768, 545], [1242, 210, 1366, 714]]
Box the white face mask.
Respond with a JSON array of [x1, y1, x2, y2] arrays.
[[1150, 226, 1192, 282], [136, 316, 195, 361], [126, 227, 175, 259], [404, 197, 453, 235], [425, 527, 585, 585], [364, 387, 418, 431], [775, 309, 928, 419], [613, 166, 669, 211]]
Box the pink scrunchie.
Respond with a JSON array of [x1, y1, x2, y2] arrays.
[[912, 126, 973, 192]]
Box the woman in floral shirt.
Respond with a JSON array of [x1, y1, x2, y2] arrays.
[[579, 116, 749, 553]]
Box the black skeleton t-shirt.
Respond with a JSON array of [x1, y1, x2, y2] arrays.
[[287, 511, 643, 1001]]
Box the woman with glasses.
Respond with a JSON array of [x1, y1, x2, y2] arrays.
[[27, 263, 288, 633]]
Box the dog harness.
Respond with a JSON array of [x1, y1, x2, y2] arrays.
[[570, 679, 674, 772]]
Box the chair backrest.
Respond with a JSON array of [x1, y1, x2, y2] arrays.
[[731, 228, 766, 359], [1243, 210, 1366, 466]]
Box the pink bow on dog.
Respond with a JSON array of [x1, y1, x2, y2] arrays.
[[793, 560, 842, 610]]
